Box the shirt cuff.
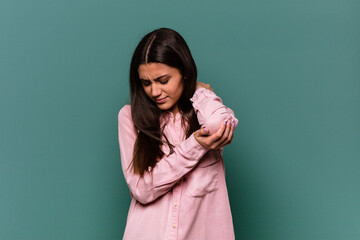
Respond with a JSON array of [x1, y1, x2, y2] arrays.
[[178, 133, 208, 160]]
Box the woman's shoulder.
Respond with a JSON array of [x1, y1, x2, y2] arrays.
[[118, 104, 132, 121]]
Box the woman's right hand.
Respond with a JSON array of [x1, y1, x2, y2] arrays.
[[194, 119, 235, 150]]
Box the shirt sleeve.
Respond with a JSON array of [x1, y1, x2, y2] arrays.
[[190, 87, 239, 135], [118, 105, 208, 205]]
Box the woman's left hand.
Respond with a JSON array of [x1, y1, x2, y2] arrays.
[[196, 82, 213, 92]]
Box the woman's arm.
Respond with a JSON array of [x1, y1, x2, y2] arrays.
[[118, 105, 208, 205], [190, 84, 239, 136]]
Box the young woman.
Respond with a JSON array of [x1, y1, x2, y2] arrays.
[[118, 27, 238, 240]]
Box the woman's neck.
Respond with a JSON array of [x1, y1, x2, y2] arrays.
[[171, 105, 180, 124]]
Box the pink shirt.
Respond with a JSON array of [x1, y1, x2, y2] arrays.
[[118, 87, 239, 240]]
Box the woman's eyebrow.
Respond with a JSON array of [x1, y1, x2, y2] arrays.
[[140, 74, 169, 81]]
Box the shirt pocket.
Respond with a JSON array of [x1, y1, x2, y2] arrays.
[[185, 151, 221, 197]]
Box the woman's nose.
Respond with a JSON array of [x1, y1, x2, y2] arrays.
[[151, 85, 161, 97]]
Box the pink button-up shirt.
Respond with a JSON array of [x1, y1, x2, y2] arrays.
[[118, 87, 239, 240]]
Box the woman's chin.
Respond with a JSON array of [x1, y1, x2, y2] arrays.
[[157, 103, 177, 113], [157, 104, 171, 111]]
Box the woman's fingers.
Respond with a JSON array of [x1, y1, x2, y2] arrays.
[[218, 120, 231, 143], [209, 120, 226, 143], [206, 120, 231, 149], [214, 120, 232, 147], [197, 121, 226, 149], [200, 127, 210, 135], [194, 120, 236, 150], [217, 120, 235, 148], [228, 122, 235, 143], [196, 82, 214, 92]]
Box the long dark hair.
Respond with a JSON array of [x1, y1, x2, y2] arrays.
[[129, 27, 200, 176]]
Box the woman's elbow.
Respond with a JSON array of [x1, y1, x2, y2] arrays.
[[204, 113, 238, 135]]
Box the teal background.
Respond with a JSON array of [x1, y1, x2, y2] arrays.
[[1, 0, 359, 239]]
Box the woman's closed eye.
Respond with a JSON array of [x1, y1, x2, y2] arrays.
[[142, 80, 151, 86], [160, 79, 169, 84], [141, 79, 169, 86]]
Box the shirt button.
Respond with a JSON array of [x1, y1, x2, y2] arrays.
[[174, 203, 178, 207], [172, 224, 177, 228]]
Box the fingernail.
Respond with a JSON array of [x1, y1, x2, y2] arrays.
[[228, 120, 231, 124], [232, 123, 235, 127], [203, 128, 207, 133], [224, 121, 227, 125]]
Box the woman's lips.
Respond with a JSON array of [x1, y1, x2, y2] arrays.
[[155, 97, 167, 104]]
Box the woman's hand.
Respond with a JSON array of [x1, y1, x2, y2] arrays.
[[194, 120, 235, 150], [196, 82, 213, 92]]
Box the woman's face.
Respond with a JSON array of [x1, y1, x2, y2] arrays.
[[138, 62, 184, 115]]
